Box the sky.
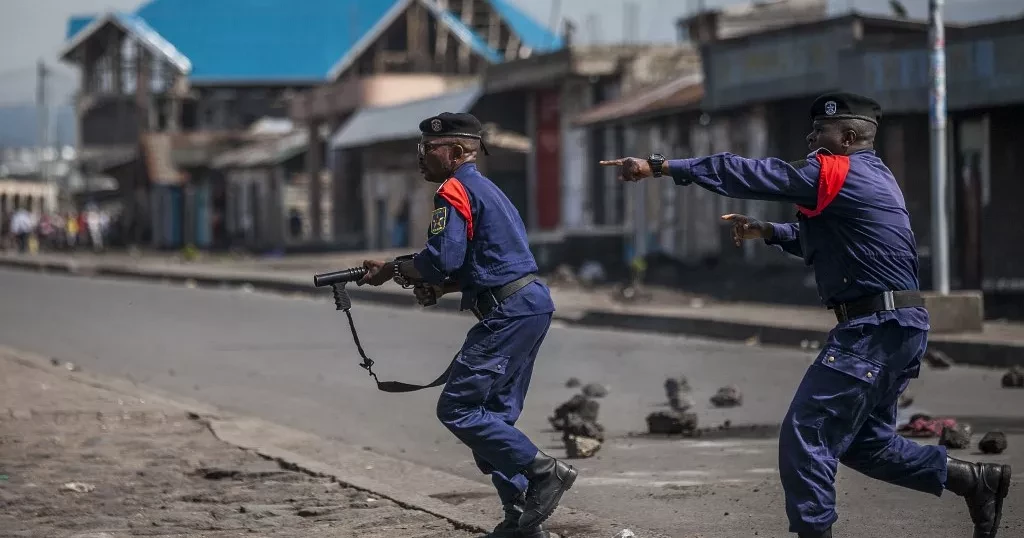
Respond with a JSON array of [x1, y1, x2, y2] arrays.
[[0, 0, 1021, 108]]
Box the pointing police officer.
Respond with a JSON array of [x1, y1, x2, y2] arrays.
[[361, 112, 577, 538], [601, 93, 1012, 538]]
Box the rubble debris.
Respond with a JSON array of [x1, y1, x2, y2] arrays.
[[1001, 366, 1024, 388], [664, 376, 691, 400], [615, 530, 637, 538], [646, 410, 699, 436], [898, 414, 958, 438], [979, 431, 1008, 454], [61, 482, 95, 493], [65, 361, 79, 372], [923, 349, 954, 369], [560, 414, 606, 442], [939, 424, 973, 449], [710, 385, 742, 408], [669, 394, 695, 412], [549, 395, 600, 427], [551, 394, 607, 457], [564, 435, 602, 459], [565, 377, 581, 389], [582, 383, 609, 398], [898, 392, 914, 409]]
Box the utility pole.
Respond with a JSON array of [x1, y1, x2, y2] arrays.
[[36, 59, 51, 189], [929, 0, 950, 294]]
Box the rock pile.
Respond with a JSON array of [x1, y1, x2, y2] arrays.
[[939, 423, 973, 450], [710, 385, 743, 408], [1001, 366, 1024, 388], [646, 410, 698, 435], [550, 389, 606, 459], [979, 431, 1008, 454]]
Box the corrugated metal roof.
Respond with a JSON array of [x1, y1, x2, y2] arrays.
[[211, 131, 309, 169], [330, 85, 483, 150], [64, 0, 562, 83], [487, 0, 563, 53], [61, 12, 192, 74], [573, 74, 704, 126], [421, 1, 503, 64]]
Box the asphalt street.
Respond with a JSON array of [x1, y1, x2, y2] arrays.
[[1, 267, 1021, 537]]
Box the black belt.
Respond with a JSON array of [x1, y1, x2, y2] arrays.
[[830, 290, 925, 323], [469, 274, 539, 320]]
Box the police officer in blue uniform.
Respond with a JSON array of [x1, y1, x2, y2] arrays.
[[361, 112, 578, 537], [600, 93, 1012, 537]]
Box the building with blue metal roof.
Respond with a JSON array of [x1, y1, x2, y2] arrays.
[[62, 0, 563, 85], [57, 0, 565, 251]]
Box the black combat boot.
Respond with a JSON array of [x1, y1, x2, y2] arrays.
[[518, 451, 578, 530], [488, 493, 549, 538], [798, 529, 832, 538], [945, 456, 1012, 537]]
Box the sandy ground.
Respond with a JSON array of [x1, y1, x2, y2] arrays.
[[0, 355, 479, 538]]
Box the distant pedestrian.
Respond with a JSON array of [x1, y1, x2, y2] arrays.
[[10, 206, 33, 253]]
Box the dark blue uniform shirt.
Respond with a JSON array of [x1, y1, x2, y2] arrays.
[[667, 149, 928, 331], [413, 163, 555, 317]]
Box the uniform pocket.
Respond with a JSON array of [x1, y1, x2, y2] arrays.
[[440, 348, 511, 407], [818, 347, 882, 386]]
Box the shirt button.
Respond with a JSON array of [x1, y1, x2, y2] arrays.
[[866, 372, 873, 378], [843, 277, 848, 283], [827, 356, 835, 362]]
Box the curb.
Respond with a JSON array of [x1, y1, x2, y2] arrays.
[[0, 345, 490, 534], [0, 344, 642, 538], [3, 256, 1022, 368]]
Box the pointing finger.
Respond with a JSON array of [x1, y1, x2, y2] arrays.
[[599, 159, 625, 166], [721, 214, 739, 221]]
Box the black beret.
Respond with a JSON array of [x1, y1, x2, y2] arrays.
[[419, 112, 483, 139], [810, 92, 882, 125]]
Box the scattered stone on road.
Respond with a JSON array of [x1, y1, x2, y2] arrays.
[[549, 394, 600, 427], [664, 376, 694, 411], [559, 413, 606, 442], [550, 394, 605, 457], [565, 377, 581, 388], [646, 410, 699, 436], [582, 383, 609, 398], [0, 355, 476, 538], [979, 431, 1009, 454], [923, 349, 954, 369], [1002, 366, 1024, 388], [939, 423, 973, 449], [710, 385, 743, 408], [564, 435, 602, 459]]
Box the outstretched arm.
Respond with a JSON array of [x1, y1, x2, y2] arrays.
[[666, 153, 819, 205], [599, 154, 834, 208]]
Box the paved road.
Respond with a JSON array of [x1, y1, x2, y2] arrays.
[[1, 267, 1021, 537]]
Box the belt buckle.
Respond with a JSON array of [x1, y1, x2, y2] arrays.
[[881, 291, 896, 311]]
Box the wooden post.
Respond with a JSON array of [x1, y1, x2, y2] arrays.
[[458, 0, 474, 73]]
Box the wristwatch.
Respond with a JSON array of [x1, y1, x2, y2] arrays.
[[647, 154, 666, 177]]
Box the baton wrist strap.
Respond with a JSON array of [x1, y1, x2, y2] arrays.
[[343, 303, 454, 393]]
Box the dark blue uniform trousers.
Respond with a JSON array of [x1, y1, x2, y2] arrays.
[[779, 319, 948, 533], [437, 312, 552, 504]]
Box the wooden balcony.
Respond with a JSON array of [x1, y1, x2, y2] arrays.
[[288, 74, 478, 124]]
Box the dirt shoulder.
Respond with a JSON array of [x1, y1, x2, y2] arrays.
[[0, 353, 478, 538]]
